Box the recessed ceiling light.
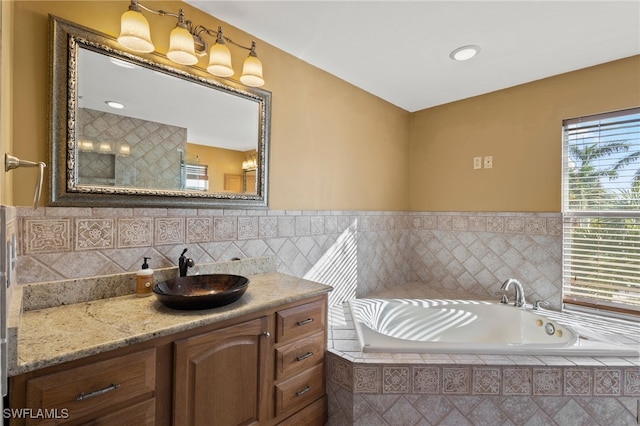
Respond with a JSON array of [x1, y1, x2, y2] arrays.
[[450, 45, 481, 61], [105, 100, 125, 109]]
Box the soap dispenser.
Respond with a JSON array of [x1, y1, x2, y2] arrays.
[[136, 257, 154, 297]]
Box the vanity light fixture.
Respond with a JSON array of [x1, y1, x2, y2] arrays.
[[117, 0, 265, 87], [85, 139, 131, 156], [449, 45, 481, 61], [242, 155, 257, 171]]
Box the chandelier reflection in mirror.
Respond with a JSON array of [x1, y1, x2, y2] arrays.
[[117, 0, 265, 87]]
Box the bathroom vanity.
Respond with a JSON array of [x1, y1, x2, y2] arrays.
[[8, 272, 330, 425]]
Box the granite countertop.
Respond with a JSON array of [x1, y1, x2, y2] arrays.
[[9, 265, 332, 376]]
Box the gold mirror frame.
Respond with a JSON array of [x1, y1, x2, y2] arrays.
[[48, 16, 271, 209]]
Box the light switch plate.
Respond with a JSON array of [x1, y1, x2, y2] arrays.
[[484, 156, 493, 169]]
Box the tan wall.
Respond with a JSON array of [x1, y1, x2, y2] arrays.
[[9, 1, 638, 212], [10, 1, 410, 211], [409, 55, 640, 212], [1, 1, 14, 205], [186, 143, 245, 192]]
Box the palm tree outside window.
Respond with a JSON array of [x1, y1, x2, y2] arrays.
[[562, 107, 640, 315]]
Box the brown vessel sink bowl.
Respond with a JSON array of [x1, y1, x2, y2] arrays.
[[153, 274, 250, 310]]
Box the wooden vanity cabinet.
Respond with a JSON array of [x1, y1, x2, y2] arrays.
[[173, 316, 272, 426], [172, 296, 328, 426], [9, 294, 328, 426]]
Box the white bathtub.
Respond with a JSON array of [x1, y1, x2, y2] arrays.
[[348, 298, 640, 357]]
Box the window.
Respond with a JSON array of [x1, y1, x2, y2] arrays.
[[562, 107, 640, 315], [182, 163, 209, 191]]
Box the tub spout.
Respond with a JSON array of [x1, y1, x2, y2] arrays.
[[500, 278, 526, 308]]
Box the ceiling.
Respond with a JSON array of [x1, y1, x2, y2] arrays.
[[186, 0, 640, 112], [78, 48, 259, 151]]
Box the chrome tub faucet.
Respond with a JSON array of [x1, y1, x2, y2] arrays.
[[500, 278, 526, 307]]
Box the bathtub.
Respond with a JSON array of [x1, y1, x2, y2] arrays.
[[348, 298, 640, 357]]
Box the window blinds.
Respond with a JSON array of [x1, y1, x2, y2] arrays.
[[562, 107, 640, 313], [182, 163, 209, 191]]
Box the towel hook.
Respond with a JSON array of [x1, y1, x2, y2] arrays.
[[4, 153, 47, 210]]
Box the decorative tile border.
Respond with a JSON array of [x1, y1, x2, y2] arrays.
[[594, 369, 621, 396], [75, 218, 114, 250], [17, 210, 562, 256], [533, 367, 562, 395], [186, 217, 212, 243], [327, 353, 640, 398], [155, 217, 184, 245], [117, 217, 153, 248], [473, 367, 501, 395], [383, 366, 410, 393], [502, 367, 532, 395], [23, 218, 71, 254], [412, 366, 440, 394]]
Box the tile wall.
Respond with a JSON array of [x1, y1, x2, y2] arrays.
[[15, 208, 561, 307], [78, 108, 187, 189]]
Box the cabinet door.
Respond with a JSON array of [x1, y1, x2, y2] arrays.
[[174, 317, 271, 426]]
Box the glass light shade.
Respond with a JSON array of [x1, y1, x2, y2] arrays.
[[78, 139, 94, 152], [167, 26, 198, 65], [117, 10, 154, 53], [98, 141, 113, 153], [117, 142, 131, 157], [240, 55, 264, 87], [207, 43, 234, 77]]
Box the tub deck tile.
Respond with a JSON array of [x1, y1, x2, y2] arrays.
[[534, 355, 577, 366], [477, 355, 514, 365], [506, 355, 545, 365]]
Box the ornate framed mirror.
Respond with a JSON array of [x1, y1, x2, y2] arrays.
[[49, 16, 271, 208]]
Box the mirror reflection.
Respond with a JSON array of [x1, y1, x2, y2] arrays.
[[49, 16, 271, 209], [77, 48, 259, 194]]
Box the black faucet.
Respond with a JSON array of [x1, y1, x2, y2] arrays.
[[178, 248, 194, 277]]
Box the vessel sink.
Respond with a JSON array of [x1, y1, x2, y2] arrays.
[[152, 274, 250, 310]]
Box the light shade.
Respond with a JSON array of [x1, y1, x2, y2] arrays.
[[78, 139, 95, 152], [117, 142, 131, 156], [240, 54, 264, 87], [207, 42, 234, 77], [167, 25, 198, 65], [98, 141, 113, 153], [117, 9, 154, 53]]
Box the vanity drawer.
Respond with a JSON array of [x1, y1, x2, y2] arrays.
[[276, 300, 325, 343], [275, 331, 325, 380], [277, 395, 326, 426], [274, 363, 324, 417], [25, 348, 155, 424]]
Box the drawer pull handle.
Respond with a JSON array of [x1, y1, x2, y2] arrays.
[[296, 351, 314, 362], [76, 383, 120, 401], [263, 331, 271, 339], [296, 318, 314, 326], [295, 386, 312, 397]]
